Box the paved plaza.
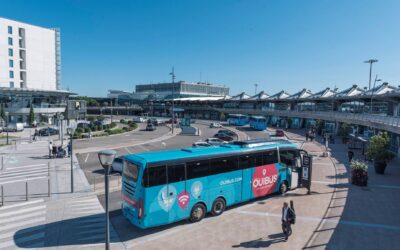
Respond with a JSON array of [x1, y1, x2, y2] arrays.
[[0, 121, 399, 249]]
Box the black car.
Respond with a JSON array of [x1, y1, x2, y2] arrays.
[[146, 124, 156, 131], [213, 133, 234, 142], [38, 127, 59, 136], [217, 129, 236, 137]]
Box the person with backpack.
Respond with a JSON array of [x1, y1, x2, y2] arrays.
[[281, 201, 296, 240]]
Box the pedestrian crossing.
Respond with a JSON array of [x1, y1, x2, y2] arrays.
[[0, 163, 48, 185], [59, 196, 119, 245], [0, 199, 46, 249]]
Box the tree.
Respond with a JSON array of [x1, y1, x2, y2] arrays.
[[0, 105, 5, 121], [29, 106, 35, 126]]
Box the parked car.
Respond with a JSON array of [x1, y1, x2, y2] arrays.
[[111, 157, 124, 173], [214, 133, 234, 142], [146, 124, 156, 131], [275, 129, 285, 137], [3, 123, 24, 132], [210, 122, 222, 128], [217, 129, 236, 137], [205, 138, 227, 146], [38, 127, 59, 136], [147, 118, 159, 126], [192, 141, 212, 148], [77, 122, 91, 129]]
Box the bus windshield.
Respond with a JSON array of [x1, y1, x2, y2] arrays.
[[123, 161, 139, 182]]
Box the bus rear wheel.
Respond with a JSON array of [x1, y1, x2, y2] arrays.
[[279, 182, 288, 194], [211, 198, 226, 216], [190, 203, 206, 223]]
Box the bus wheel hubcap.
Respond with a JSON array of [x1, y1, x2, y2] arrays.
[[194, 207, 203, 219], [215, 202, 223, 213]]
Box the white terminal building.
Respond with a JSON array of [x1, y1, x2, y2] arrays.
[[0, 17, 70, 125]]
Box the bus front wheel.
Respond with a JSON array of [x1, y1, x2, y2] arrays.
[[279, 182, 288, 194], [190, 203, 206, 223], [211, 198, 226, 216]]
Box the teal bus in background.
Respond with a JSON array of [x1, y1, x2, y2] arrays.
[[121, 139, 305, 229], [249, 116, 268, 131], [227, 114, 248, 126]]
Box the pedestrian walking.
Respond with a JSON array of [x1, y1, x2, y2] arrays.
[[67, 141, 72, 157], [33, 129, 38, 141], [305, 131, 309, 142], [52, 144, 58, 158], [48, 141, 53, 159], [348, 150, 354, 162], [281, 201, 296, 240]]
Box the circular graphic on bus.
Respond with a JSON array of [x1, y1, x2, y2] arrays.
[[158, 185, 176, 212], [191, 181, 203, 198], [252, 164, 278, 197], [178, 191, 190, 209]]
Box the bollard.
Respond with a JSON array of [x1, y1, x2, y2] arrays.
[[25, 181, 28, 201], [1, 185, 3, 207], [48, 162, 50, 177], [48, 179, 51, 197]]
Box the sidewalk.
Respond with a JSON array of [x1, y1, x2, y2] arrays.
[[285, 128, 400, 250], [0, 139, 125, 249]]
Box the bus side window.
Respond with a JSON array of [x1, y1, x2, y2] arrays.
[[209, 156, 238, 175], [239, 155, 254, 169], [264, 149, 278, 165], [187, 160, 209, 179], [250, 153, 264, 167], [168, 164, 186, 183], [144, 165, 167, 187], [279, 149, 296, 167]]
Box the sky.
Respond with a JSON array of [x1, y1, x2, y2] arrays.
[[1, 0, 400, 96]]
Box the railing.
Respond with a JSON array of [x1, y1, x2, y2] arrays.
[[92, 173, 121, 192]]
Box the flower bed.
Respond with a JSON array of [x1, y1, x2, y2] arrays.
[[351, 160, 368, 186]]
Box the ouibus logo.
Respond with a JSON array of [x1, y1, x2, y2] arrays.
[[251, 164, 278, 197]]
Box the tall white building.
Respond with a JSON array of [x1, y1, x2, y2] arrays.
[[0, 17, 61, 90]]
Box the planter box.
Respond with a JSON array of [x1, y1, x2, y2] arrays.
[[351, 169, 368, 186]]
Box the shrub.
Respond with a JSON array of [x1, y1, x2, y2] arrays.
[[120, 119, 127, 124], [87, 116, 96, 122], [351, 160, 368, 172], [351, 160, 368, 186], [97, 115, 105, 121], [84, 127, 91, 133], [110, 122, 117, 128], [75, 128, 84, 134], [129, 122, 138, 129], [366, 132, 395, 163]]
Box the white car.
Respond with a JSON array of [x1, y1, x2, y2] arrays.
[[133, 116, 147, 123], [111, 157, 124, 173], [210, 122, 222, 128], [192, 141, 212, 148], [205, 138, 227, 146]]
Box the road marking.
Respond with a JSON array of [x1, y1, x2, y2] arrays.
[[84, 153, 90, 163], [0, 199, 43, 210], [5, 163, 47, 170], [369, 184, 400, 190], [125, 147, 132, 154], [236, 210, 400, 231]]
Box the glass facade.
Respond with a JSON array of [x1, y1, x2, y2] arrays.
[[8, 48, 13, 57], [9, 59, 13, 68], [8, 37, 13, 45], [8, 26, 12, 34], [9, 71, 14, 78]]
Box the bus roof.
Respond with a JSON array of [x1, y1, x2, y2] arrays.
[[124, 139, 297, 166], [228, 114, 247, 117], [250, 116, 266, 119]]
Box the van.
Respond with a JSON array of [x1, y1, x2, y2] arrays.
[[5, 123, 24, 132]]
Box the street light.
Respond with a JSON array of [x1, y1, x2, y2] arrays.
[[370, 75, 382, 114], [170, 67, 176, 134], [67, 127, 75, 193], [97, 149, 117, 250], [4, 112, 9, 145], [364, 59, 378, 90], [59, 114, 64, 145]]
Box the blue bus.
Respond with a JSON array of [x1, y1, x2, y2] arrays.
[[227, 114, 248, 126], [121, 139, 305, 228], [249, 116, 268, 131]]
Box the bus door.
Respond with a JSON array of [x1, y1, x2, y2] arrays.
[[167, 163, 188, 222], [240, 154, 254, 201], [279, 148, 301, 189]]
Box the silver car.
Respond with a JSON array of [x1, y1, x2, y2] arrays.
[[205, 138, 227, 146], [111, 157, 124, 173], [192, 141, 212, 148]]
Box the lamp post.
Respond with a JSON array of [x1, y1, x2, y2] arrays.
[[67, 127, 75, 193], [59, 114, 64, 145], [97, 149, 116, 250], [170, 67, 176, 134], [370, 75, 382, 114], [5, 112, 9, 145], [364, 59, 378, 90]]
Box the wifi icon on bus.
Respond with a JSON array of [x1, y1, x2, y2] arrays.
[[178, 191, 190, 209]]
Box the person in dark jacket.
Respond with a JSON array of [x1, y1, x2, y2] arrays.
[[348, 150, 354, 162], [282, 202, 296, 240]]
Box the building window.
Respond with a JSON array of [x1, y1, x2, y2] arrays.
[[8, 26, 12, 34], [9, 60, 13, 68], [9, 71, 14, 78], [10, 81, 14, 88], [8, 48, 13, 57], [8, 37, 13, 46]]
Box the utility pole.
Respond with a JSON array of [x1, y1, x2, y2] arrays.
[[170, 67, 176, 134], [254, 83, 258, 95], [364, 59, 378, 90], [370, 75, 382, 114]]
